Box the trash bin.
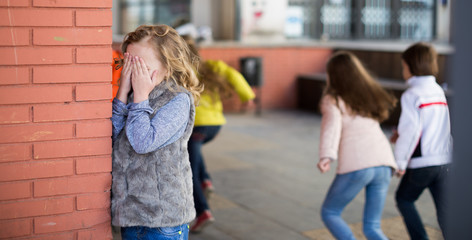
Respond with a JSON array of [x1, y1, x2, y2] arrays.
[[239, 57, 263, 115], [239, 57, 263, 87]]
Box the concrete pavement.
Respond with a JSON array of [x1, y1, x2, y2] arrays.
[[189, 110, 443, 240], [113, 110, 443, 240]]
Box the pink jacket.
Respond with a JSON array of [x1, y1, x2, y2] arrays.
[[319, 95, 397, 174]]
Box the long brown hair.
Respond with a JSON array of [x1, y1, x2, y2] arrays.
[[181, 35, 234, 100], [121, 25, 203, 104], [325, 51, 397, 122]]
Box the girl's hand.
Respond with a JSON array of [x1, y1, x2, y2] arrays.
[[390, 130, 399, 143], [317, 158, 331, 173], [116, 52, 133, 103], [395, 169, 406, 177], [131, 56, 159, 103]]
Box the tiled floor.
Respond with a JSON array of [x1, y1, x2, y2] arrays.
[[113, 110, 443, 240]]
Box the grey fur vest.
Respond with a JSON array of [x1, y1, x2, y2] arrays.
[[111, 81, 196, 227]]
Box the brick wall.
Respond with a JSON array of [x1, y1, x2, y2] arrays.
[[0, 0, 113, 239], [199, 47, 332, 110]]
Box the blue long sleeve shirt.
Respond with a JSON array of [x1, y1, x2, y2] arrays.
[[111, 93, 191, 154]]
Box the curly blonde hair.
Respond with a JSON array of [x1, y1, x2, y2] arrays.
[[121, 24, 203, 104]]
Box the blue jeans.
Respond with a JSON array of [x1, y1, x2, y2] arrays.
[[395, 164, 450, 240], [188, 126, 221, 215], [121, 224, 189, 240], [321, 166, 392, 240]]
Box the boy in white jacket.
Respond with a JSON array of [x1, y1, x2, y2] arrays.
[[392, 42, 452, 240]]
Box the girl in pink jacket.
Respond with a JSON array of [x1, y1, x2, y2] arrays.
[[317, 51, 397, 240]]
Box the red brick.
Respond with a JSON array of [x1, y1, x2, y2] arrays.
[[0, 106, 29, 124], [33, 28, 112, 45], [21, 232, 75, 240], [33, 102, 112, 122], [0, 9, 72, 27], [77, 222, 113, 240], [0, 160, 74, 181], [76, 47, 111, 64], [76, 192, 110, 210], [34, 173, 111, 197], [0, 67, 29, 85], [0, 143, 31, 162], [0, 181, 31, 200], [34, 209, 110, 234], [0, 219, 31, 238], [76, 10, 112, 27], [33, 66, 110, 83], [0, 47, 73, 65], [0, 0, 29, 6], [0, 197, 73, 220], [0, 28, 29, 46], [76, 120, 111, 138], [0, 85, 73, 105], [199, 47, 334, 110], [33, 138, 112, 159], [76, 84, 112, 101], [76, 156, 111, 174], [33, 0, 112, 8], [0, 123, 74, 143]]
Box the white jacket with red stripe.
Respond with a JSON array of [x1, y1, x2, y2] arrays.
[[394, 75, 453, 170]]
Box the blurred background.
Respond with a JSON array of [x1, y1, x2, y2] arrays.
[[109, 2, 463, 239], [111, 0, 451, 43], [111, 0, 453, 126]]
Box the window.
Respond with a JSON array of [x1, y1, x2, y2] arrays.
[[287, 0, 437, 41], [285, 0, 319, 39], [114, 0, 191, 35], [396, 0, 435, 40], [111, 0, 444, 42]]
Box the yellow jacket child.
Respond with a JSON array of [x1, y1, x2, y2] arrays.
[[194, 59, 255, 126]]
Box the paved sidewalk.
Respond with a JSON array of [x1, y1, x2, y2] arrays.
[[188, 110, 442, 240], [113, 110, 443, 240]]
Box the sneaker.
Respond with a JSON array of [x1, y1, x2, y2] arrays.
[[201, 179, 215, 200], [190, 210, 215, 233]]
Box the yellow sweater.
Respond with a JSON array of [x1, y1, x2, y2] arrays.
[[194, 60, 256, 126]]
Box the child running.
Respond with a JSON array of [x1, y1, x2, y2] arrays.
[[392, 42, 452, 240], [181, 35, 256, 233], [317, 51, 397, 240]]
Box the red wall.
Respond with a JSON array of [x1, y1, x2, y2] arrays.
[[0, 0, 113, 239], [200, 47, 332, 110]]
